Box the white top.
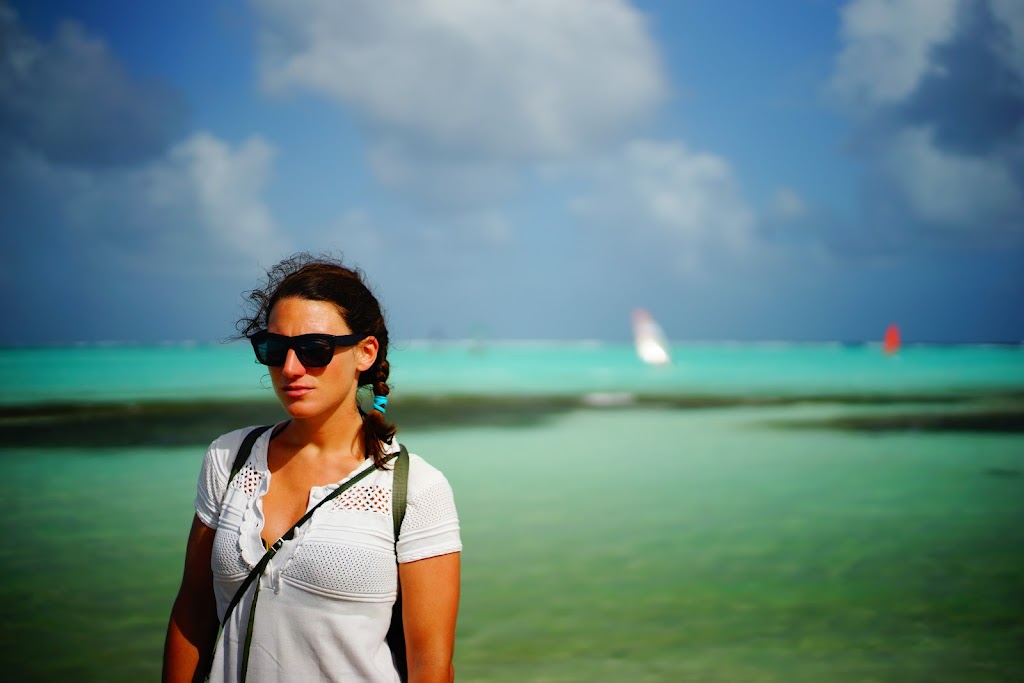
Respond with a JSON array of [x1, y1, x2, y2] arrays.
[[195, 425, 462, 683]]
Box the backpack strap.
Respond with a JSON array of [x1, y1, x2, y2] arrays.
[[206, 424, 272, 682], [229, 424, 274, 485], [392, 444, 410, 538], [388, 443, 410, 682]]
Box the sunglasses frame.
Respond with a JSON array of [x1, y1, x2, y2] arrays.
[[247, 330, 368, 368]]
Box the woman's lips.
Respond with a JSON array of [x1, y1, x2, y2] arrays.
[[281, 385, 313, 399]]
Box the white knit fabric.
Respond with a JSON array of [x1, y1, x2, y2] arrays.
[[194, 424, 462, 683]]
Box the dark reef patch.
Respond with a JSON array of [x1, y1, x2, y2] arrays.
[[0, 397, 577, 448], [2, 391, 1023, 448], [767, 408, 1024, 434]]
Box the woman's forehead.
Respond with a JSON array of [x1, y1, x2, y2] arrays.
[[268, 297, 350, 333]]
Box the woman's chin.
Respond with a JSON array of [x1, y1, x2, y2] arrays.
[[277, 397, 321, 419], [274, 391, 355, 421]]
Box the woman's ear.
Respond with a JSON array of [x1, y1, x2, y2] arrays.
[[356, 336, 379, 372]]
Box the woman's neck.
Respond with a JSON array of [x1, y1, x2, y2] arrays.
[[277, 406, 367, 462]]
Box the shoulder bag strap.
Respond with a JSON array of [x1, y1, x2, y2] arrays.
[[226, 453, 396, 682], [222, 454, 393, 625]]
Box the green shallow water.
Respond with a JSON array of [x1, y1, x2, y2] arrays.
[[1, 405, 1022, 682]]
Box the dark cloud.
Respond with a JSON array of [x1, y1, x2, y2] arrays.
[[899, 0, 1024, 158], [0, 3, 289, 346], [834, 0, 1024, 248], [0, 143, 263, 346], [0, 3, 186, 167]]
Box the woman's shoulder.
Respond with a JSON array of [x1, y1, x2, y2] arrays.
[[398, 445, 454, 496], [204, 424, 274, 471], [194, 424, 274, 528], [392, 445, 461, 554]]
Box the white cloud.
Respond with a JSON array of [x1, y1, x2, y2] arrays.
[[881, 126, 1022, 227], [3, 132, 289, 272], [829, 0, 960, 111], [251, 0, 666, 210], [170, 133, 287, 258], [571, 139, 754, 272], [254, 0, 664, 160]]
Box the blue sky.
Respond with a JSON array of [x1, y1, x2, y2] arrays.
[[1, 0, 1021, 345]]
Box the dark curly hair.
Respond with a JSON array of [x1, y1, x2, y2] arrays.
[[237, 252, 397, 469]]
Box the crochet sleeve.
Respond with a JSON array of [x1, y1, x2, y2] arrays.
[[396, 455, 462, 563], [193, 432, 238, 529]]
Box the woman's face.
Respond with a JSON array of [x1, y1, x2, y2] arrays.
[[266, 296, 378, 420]]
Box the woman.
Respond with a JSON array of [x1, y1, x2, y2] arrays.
[[163, 255, 461, 682]]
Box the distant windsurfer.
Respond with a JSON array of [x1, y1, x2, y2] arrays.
[[632, 308, 672, 365]]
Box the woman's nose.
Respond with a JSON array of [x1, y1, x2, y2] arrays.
[[281, 348, 306, 376]]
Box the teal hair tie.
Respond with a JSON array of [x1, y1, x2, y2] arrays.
[[373, 395, 388, 414]]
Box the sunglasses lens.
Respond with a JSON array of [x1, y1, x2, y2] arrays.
[[294, 338, 334, 367], [251, 334, 284, 366], [250, 332, 339, 367]]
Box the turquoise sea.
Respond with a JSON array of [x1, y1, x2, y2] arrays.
[[1, 341, 1022, 682]]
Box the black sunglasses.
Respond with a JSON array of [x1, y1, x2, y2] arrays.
[[248, 330, 367, 368]]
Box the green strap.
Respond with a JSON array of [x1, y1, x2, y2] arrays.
[[206, 426, 272, 682], [239, 581, 261, 683], [388, 445, 410, 682], [223, 445, 404, 682], [392, 445, 409, 539], [229, 425, 273, 483], [222, 457, 389, 626]]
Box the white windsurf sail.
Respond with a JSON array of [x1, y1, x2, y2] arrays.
[[632, 308, 672, 365]]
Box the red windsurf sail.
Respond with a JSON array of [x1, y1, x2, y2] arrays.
[[883, 323, 901, 354]]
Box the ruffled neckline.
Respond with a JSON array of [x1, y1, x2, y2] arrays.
[[235, 424, 388, 568]]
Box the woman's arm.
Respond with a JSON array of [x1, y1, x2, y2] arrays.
[[162, 515, 220, 683], [399, 551, 461, 683]]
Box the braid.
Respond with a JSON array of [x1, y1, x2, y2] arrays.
[[362, 357, 396, 469]]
